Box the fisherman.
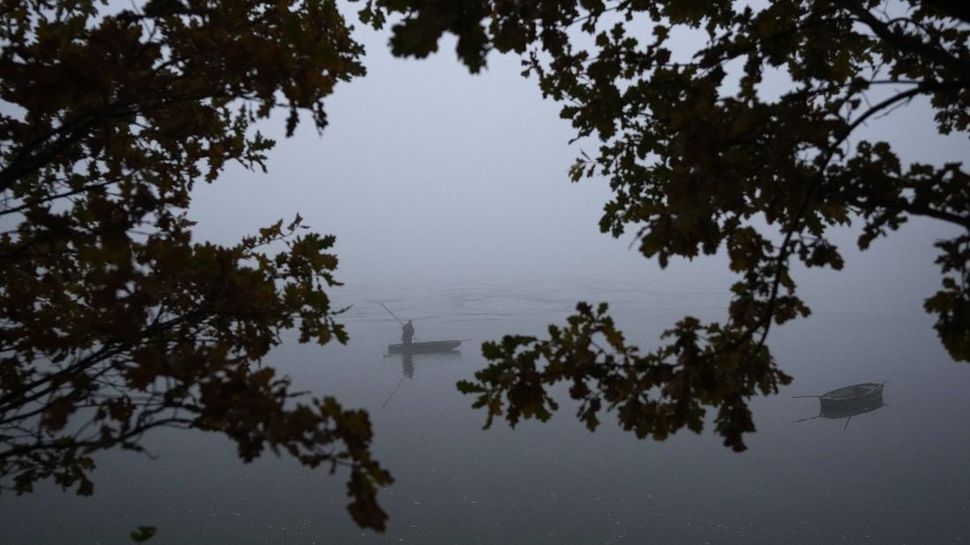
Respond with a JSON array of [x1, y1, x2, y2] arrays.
[[402, 320, 415, 345]]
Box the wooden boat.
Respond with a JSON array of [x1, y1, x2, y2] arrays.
[[794, 382, 886, 426], [819, 382, 883, 408], [818, 382, 885, 419], [387, 340, 461, 354]]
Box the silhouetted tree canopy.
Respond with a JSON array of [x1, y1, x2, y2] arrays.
[[3, 0, 969, 534], [361, 0, 970, 450], [0, 0, 389, 530]]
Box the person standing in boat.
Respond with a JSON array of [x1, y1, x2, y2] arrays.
[[402, 320, 415, 345]]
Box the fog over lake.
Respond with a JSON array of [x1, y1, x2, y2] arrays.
[[2, 15, 969, 545], [3, 281, 970, 544]]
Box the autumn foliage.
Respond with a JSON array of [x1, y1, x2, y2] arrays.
[[363, 0, 970, 449], [0, 0, 389, 530], [2, 0, 969, 533]]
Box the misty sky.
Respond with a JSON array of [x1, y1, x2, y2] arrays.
[[187, 13, 968, 316]]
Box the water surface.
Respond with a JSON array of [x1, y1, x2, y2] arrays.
[[2, 281, 968, 544]]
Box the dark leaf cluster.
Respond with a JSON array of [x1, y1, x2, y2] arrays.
[[363, 0, 970, 446], [459, 302, 789, 451], [1, 0, 390, 530]]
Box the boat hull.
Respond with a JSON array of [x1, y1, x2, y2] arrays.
[[387, 340, 461, 354], [819, 382, 884, 418]]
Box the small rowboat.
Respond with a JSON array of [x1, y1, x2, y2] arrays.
[[387, 340, 461, 354], [820, 382, 884, 407], [818, 382, 885, 418], [794, 382, 886, 426]]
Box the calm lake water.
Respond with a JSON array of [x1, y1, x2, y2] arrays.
[[2, 281, 969, 544]]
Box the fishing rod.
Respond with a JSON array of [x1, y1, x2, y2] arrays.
[[379, 303, 417, 341], [379, 303, 405, 326]]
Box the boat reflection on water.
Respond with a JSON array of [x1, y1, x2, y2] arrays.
[[402, 353, 415, 379], [381, 349, 462, 408], [384, 348, 462, 379], [794, 382, 886, 429]]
